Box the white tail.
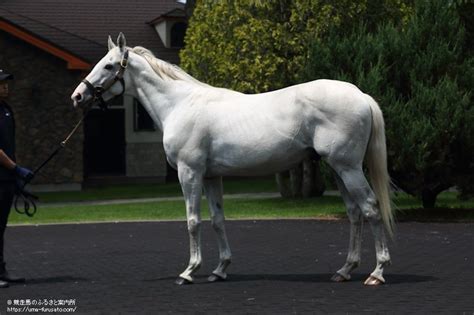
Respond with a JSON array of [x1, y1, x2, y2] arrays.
[[365, 97, 395, 238]]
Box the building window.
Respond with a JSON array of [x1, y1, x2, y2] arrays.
[[170, 22, 187, 47], [133, 99, 156, 131]]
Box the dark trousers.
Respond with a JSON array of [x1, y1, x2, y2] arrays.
[[0, 182, 14, 264]]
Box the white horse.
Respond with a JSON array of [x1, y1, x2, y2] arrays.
[[72, 33, 395, 286]]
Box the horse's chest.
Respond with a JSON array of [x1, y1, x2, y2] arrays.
[[162, 129, 208, 168]]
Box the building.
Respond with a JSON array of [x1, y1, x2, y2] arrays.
[[0, 0, 188, 190]]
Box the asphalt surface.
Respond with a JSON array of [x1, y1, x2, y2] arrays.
[[0, 220, 473, 314]]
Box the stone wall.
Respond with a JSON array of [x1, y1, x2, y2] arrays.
[[126, 142, 167, 182], [0, 31, 84, 186]]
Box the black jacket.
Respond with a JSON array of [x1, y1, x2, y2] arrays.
[[0, 101, 15, 182]]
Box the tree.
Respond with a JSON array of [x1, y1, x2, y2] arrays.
[[304, 0, 474, 207]]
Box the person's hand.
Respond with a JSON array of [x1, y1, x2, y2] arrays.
[[14, 165, 34, 181]]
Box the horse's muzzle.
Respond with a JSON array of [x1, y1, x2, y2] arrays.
[[71, 92, 82, 108], [71, 82, 92, 108]]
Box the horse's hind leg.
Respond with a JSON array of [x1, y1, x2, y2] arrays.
[[176, 164, 204, 285], [331, 174, 364, 282], [331, 164, 391, 285], [204, 177, 232, 282]]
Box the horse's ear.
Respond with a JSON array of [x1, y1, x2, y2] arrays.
[[117, 32, 127, 51], [108, 35, 116, 51]]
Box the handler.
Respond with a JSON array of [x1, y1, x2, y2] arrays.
[[0, 69, 32, 288]]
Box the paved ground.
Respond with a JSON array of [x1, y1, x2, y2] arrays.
[[0, 220, 473, 314]]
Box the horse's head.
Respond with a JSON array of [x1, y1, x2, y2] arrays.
[[71, 33, 130, 108]]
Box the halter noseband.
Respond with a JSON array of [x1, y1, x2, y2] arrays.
[[81, 49, 129, 110]]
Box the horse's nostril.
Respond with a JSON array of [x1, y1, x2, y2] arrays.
[[74, 93, 82, 101]]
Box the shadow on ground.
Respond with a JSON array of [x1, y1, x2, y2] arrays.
[[144, 273, 437, 285]]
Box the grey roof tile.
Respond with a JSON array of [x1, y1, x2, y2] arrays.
[[0, 0, 184, 64]]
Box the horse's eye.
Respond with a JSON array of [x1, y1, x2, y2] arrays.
[[104, 64, 114, 70]]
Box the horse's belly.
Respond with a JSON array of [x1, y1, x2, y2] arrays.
[[205, 141, 309, 177]]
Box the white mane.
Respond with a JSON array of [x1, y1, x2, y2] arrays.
[[132, 46, 209, 87]]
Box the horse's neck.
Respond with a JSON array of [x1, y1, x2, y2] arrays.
[[126, 62, 181, 131]]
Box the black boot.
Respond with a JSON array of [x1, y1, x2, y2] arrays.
[[0, 262, 25, 283]]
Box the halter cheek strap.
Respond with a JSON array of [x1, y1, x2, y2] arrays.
[[82, 50, 129, 110]]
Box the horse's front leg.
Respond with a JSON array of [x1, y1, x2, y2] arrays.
[[176, 164, 204, 285], [204, 177, 232, 282]]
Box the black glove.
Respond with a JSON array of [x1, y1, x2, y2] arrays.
[[14, 165, 34, 181]]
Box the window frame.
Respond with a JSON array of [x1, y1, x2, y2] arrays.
[[133, 98, 156, 132]]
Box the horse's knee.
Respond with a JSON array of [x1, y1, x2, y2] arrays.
[[187, 217, 201, 235], [211, 214, 225, 231]]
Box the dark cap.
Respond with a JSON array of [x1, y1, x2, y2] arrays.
[[0, 69, 14, 81]]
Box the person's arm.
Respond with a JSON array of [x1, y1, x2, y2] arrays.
[[0, 149, 16, 170]]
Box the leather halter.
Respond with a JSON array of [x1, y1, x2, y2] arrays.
[[81, 49, 129, 110]]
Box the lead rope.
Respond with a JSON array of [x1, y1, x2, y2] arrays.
[[14, 108, 91, 217]]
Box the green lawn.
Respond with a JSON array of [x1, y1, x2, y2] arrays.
[[35, 178, 278, 203], [9, 191, 474, 225]]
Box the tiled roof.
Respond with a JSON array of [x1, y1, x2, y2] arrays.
[[148, 8, 187, 25], [0, 0, 184, 65]]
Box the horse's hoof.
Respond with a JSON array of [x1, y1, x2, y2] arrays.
[[364, 276, 384, 286], [331, 273, 349, 282], [208, 274, 226, 282], [175, 277, 192, 285]]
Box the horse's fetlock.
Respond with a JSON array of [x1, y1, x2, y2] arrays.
[[188, 257, 202, 271], [221, 256, 232, 265], [377, 254, 391, 265], [349, 260, 360, 268]]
